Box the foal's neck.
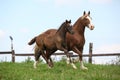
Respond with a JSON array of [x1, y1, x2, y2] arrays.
[[56, 27, 67, 41]]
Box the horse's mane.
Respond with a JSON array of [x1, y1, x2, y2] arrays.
[[73, 16, 82, 27]]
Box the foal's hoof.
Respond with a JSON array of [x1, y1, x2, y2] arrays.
[[73, 66, 77, 69], [34, 67, 37, 69], [80, 66, 88, 70], [71, 63, 77, 69], [33, 64, 37, 69], [66, 61, 70, 64], [48, 64, 53, 69], [48, 66, 52, 69]]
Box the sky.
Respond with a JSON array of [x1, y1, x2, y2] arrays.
[[0, 0, 120, 63]]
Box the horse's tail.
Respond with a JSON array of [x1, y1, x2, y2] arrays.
[[28, 37, 37, 45]]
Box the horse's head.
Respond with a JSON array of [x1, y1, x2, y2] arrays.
[[64, 20, 74, 34], [81, 11, 94, 30]]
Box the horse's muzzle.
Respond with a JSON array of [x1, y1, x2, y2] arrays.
[[90, 26, 94, 30], [88, 24, 94, 30]]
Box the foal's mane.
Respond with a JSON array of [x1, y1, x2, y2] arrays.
[[56, 22, 66, 33]]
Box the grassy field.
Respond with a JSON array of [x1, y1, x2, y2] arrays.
[[0, 61, 120, 80]]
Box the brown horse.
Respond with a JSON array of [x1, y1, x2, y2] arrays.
[[28, 20, 74, 68], [29, 11, 94, 70], [65, 11, 94, 70]]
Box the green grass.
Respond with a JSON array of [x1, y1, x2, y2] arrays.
[[0, 61, 120, 80]]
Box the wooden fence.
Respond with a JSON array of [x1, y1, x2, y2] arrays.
[[71, 43, 120, 63], [0, 43, 120, 63]]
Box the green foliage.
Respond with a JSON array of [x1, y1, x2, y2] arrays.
[[60, 56, 66, 62], [24, 56, 33, 63], [111, 56, 120, 65], [0, 62, 120, 80]]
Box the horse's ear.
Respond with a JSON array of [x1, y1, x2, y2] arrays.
[[66, 19, 68, 23], [83, 11, 86, 15], [88, 11, 90, 16]]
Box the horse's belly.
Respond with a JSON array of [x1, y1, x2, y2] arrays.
[[67, 35, 85, 50]]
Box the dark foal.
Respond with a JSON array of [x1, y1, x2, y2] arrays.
[[28, 20, 74, 68]]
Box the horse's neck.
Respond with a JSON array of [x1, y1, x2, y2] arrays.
[[73, 21, 85, 36]]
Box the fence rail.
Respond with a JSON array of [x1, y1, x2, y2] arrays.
[[14, 53, 73, 56], [0, 43, 120, 63], [0, 51, 12, 54], [72, 53, 120, 57]]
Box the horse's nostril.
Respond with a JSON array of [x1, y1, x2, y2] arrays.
[[92, 26, 95, 29]]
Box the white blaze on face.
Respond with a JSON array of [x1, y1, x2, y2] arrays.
[[86, 16, 94, 30]]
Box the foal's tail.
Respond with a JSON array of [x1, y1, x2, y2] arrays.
[[28, 37, 37, 45]]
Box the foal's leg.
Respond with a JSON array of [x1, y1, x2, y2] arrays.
[[73, 46, 88, 70], [65, 50, 77, 69], [61, 44, 71, 64], [33, 45, 41, 68], [46, 50, 55, 68], [60, 47, 77, 69], [41, 51, 50, 65], [34, 50, 41, 69]]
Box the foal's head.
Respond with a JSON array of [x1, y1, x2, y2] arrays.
[[81, 11, 94, 30], [64, 20, 74, 34], [57, 20, 74, 34]]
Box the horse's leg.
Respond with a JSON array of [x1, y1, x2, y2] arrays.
[[73, 46, 88, 70]]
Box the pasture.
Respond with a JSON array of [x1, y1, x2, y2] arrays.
[[0, 61, 120, 80]]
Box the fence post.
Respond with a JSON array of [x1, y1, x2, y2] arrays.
[[10, 36, 15, 62], [12, 50, 15, 62], [89, 43, 93, 64]]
